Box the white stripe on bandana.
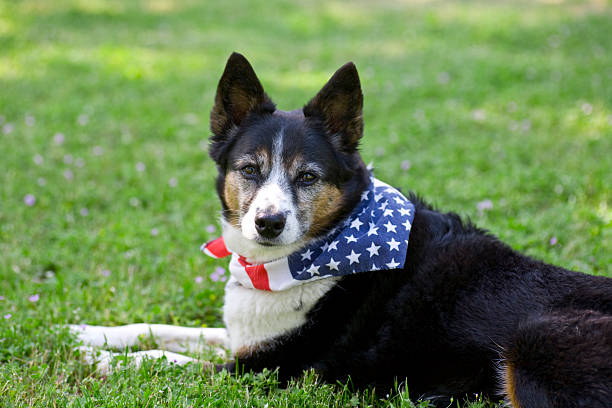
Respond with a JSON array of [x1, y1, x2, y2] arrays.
[[202, 177, 416, 291]]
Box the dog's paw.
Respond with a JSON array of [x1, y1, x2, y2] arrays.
[[76, 346, 210, 375], [77, 346, 115, 375]]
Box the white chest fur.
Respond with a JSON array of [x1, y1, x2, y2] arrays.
[[223, 276, 339, 354]]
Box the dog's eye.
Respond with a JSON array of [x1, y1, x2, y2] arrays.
[[241, 165, 258, 178], [296, 172, 317, 185]]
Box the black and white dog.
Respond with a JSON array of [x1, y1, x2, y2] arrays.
[[73, 53, 612, 408]]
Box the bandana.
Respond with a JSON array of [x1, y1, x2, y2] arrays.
[[202, 177, 415, 291]]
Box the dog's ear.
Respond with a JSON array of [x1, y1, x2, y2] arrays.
[[303, 62, 363, 152], [210, 52, 275, 137]]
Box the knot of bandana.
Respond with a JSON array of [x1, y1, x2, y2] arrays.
[[202, 177, 415, 291]]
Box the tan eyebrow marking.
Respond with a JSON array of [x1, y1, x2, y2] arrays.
[[286, 154, 324, 178], [234, 150, 271, 175]]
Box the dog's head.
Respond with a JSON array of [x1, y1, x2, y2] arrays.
[[209, 53, 369, 254]]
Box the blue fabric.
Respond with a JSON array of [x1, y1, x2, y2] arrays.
[[288, 177, 415, 280]]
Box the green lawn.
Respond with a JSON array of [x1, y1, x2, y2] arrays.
[[0, 0, 610, 406]]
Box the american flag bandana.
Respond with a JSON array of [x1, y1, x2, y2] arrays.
[[201, 177, 415, 291]]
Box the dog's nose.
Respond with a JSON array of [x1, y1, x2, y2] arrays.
[[254, 212, 286, 239]]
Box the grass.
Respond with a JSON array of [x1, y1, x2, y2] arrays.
[[0, 0, 610, 406]]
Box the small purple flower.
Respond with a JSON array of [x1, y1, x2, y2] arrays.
[[3, 313, 10, 320], [168, 177, 178, 187], [520, 119, 531, 132], [210, 267, 226, 282], [25, 114, 35, 126], [150, 228, 159, 236], [0, 295, 5, 300], [28, 294, 39, 302], [2, 123, 14, 134], [436, 72, 450, 84], [63, 169, 74, 180], [194, 276, 203, 284], [136, 162, 146, 172], [477, 199, 493, 216], [93, 146, 104, 156], [101, 269, 111, 277], [24, 194, 36, 206], [77, 114, 89, 126], [413, 109, 425, 121], [472, 109, 486, 122], [79, 208, 89, 216], [37, 178, 46, 186], [53, 132, 65, 145], [400, 160, 411, 171], [33, 154, 44, 165], [549, 236, 558, 246], [581, 103, 593, 115], [206, 224, 216, 234]]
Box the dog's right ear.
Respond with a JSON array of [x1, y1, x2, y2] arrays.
[[209, 53, 275, 161], [303, 62, 363, 153]]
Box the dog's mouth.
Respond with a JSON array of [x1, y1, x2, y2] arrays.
[[252, 235, 285, 247], [256, 240, 278, 247]]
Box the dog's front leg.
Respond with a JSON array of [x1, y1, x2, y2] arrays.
[[77, 346, 210, 375], [69, 324, 228, 354]]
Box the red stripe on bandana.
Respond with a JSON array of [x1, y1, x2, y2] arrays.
[[238, 256, 271, 291], [203, 237, 231, 259]]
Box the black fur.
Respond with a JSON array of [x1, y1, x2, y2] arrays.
[[223, 198, 612, 406], [210, 53, 612, 407], [506, 311, 612, 407]]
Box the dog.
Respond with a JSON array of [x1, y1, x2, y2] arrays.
[[72, 53, 612, 408]]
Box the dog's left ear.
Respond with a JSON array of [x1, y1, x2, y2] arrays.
[[303, 62, 363, 152]]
